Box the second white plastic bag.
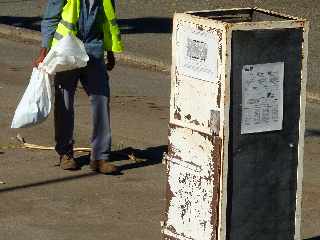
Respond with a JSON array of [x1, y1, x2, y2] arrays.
[[11, 68, 52, 128]]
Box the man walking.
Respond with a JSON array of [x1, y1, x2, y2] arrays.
[[34, 0, 123, 174]]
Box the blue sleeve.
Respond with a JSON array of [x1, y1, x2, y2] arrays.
[[41, 0, 66, 48]]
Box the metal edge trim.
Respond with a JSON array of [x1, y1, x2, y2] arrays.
[[294, 21, 309, 240], [218, 24, 231, 240]]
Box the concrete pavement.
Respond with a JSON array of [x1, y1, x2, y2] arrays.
[[0, 31, 319, 240], [0, 37, 169, 240]]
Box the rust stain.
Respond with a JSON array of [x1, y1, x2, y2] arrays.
[[210, 137, 222, 240], [168, 126, 184, 162], [185, 114, 192, 120], [216, 29, 222, 41], [218, 45, 223, 61], [163, 235, 180, 240], [197, 131, 214, 142], [165, 224, 177, 234], [169, 123, 178, 130], [197, 24, 204, 31], [168, 143, 174, 154], [225, 23, 231, 31], [174, 110, 182, 120], [164, 166, 175, 237], [191, 119, 200, 126], [171, 150, 182, 161], [180, 199, 191, 219], [175, 75, 181, 86], [217, 82, 221, 108]]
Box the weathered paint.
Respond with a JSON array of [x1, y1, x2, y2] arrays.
[[170, 16, 224, 136], [164, 125, 221, 240], [173, 75, 221, 134], [165, 13, 225, 240]]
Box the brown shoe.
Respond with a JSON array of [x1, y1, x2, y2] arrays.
[[90, 160, 119, 174], [60, 154, 79, 170]]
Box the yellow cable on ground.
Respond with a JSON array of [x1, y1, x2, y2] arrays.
[[15, 134, 91, 152], [14, 134, 137, 161]]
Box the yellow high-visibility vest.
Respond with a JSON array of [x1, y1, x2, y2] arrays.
[[51, 0, 123, 53]]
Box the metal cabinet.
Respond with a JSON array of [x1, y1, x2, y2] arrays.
[[163, 8, 308, 240]]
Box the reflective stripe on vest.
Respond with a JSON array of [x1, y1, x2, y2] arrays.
[[53, 20, 76, 41], [54, 31, 64, 40], [51, 0, 123, 53], [60, 19, 77, 31]]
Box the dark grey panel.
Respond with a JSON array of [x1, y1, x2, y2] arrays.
[[227, 28, 303, 240]]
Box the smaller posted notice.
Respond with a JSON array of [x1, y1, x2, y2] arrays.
[[241, 62, 284, 134]]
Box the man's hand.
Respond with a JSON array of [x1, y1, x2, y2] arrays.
[[106, 51, 115, 71], [33, 47, 48, 68]]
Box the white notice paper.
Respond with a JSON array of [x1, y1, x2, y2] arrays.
[[241, 62, 284, 134], [176, 23, 219, 82]]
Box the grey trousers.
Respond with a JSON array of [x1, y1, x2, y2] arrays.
[[54, 58, 111, 161]]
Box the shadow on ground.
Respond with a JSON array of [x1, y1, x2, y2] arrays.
[[0, 145, 166, 194], [75, 145, 167, 172], [0, 172, 99, 194], [0, 16, 173, 34], [119, 145, 167, 171], [118, 17, 172, 34], [0, 16, 41, 31], [305, 129, 320, 138], [0, 0, 33, 3], [305, 237, 320, 240]]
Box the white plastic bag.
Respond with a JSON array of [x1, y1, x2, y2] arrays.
[[39, 34, 89, 75], [11, 34, 89, 128], [11, 68, 51, 128]]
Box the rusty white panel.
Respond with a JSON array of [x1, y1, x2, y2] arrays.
[[172, 75, 221, 135], [164, 126, 220, 240], [169, 126, 215, 168], [170, 15, 224, 135], [164, 162, 216, 240]]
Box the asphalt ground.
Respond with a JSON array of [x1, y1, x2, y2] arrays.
[[0, 37, 169, 240], [0, 0, 319, 94], [0, 32, 319, 239]]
